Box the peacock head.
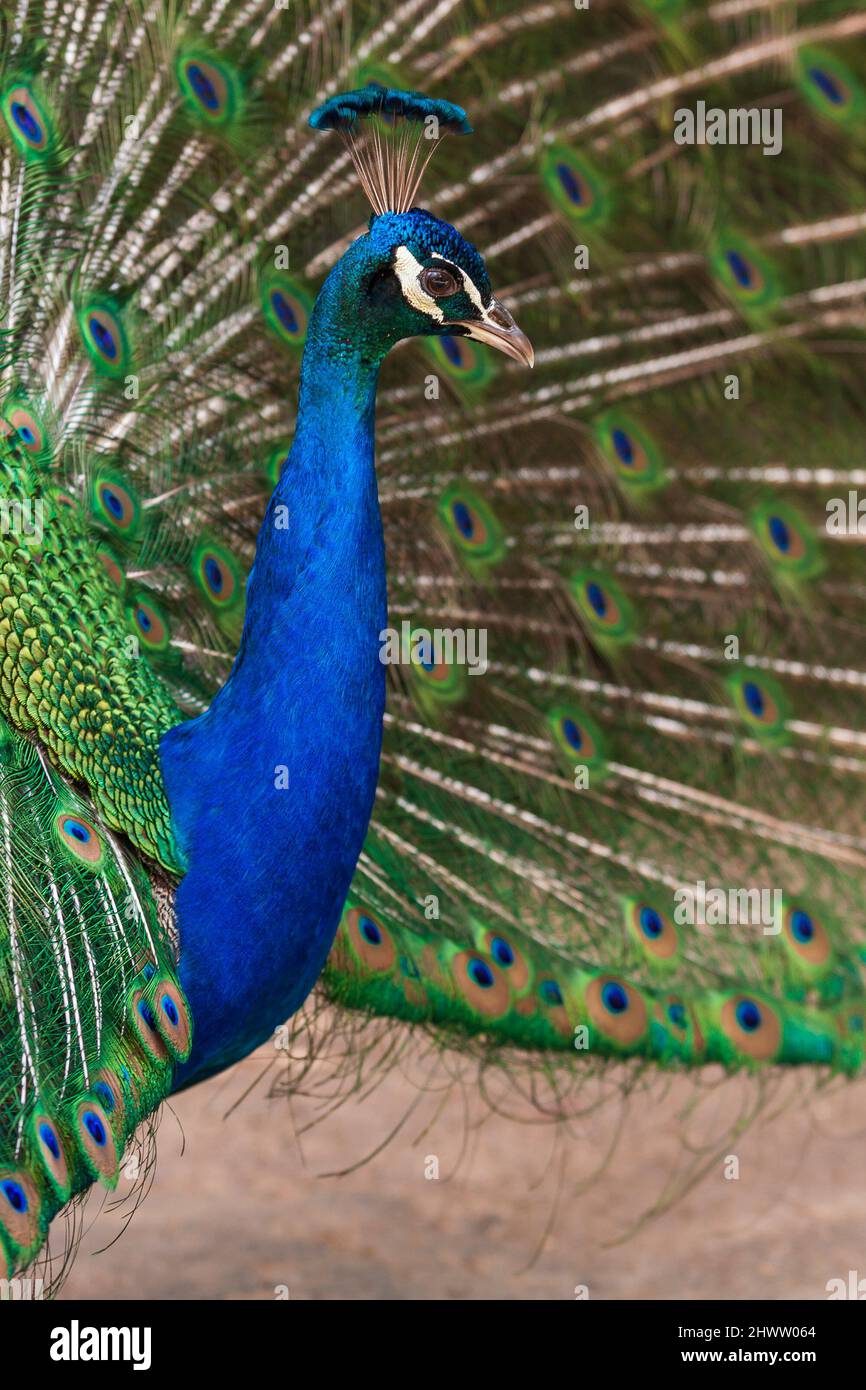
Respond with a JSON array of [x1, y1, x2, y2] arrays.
[[334, 207, 533, 367], [310, 85, 533, 369]]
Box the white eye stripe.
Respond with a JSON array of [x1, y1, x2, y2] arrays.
[[393, 246, 444, 320]]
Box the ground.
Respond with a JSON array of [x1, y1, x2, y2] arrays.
[[60, 1038, 866, 1301]]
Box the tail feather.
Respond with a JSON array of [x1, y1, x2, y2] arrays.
[[0, 0, 864, 1277], [318, 1, 866, 1077]]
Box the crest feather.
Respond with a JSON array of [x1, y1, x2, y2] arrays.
[[309, 84, 472, 215]]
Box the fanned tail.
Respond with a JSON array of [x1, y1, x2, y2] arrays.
[[319, 0, 866, 1077]]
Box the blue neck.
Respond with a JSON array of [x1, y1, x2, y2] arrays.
[[163, 265, 388, 1088]]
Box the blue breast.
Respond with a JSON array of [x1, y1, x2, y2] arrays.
[[163, 307, 387, 1089]]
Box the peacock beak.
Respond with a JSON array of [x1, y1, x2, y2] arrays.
[[449, 299, 534, 368]]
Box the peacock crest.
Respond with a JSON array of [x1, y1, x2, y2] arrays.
[[309, 83, 473, 215]]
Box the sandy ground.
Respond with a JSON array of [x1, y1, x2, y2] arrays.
[[55, 1037, 866, 1302]]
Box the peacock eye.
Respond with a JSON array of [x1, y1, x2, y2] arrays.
[[420, 265, 459, 298]]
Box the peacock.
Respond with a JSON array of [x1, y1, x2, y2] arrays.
[[0, 0, 865, 1285]]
